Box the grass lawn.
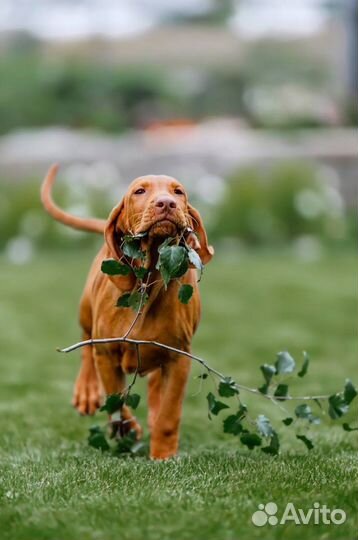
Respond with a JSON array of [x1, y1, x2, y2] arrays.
[[0, 248, 357, 540]]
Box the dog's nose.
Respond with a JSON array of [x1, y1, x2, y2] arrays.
[[155, 196, 177, 214]]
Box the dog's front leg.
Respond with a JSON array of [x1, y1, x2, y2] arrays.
[[72, 336, 101, 416], [150, 355, 191, 460], [94, 351, 143, 439]]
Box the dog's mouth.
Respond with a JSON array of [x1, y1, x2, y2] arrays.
[[145, 219, 185, 239]]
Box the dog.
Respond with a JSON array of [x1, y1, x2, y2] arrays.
[[41, 164, 214, 459]]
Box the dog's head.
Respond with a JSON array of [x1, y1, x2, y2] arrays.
[[105, 175, 214, 265]]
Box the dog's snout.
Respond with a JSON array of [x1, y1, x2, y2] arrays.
[[155, 196, 177, 214]]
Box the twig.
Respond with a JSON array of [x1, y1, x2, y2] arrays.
[[58, 336, 331, 402], [123, 274, 151, 339]]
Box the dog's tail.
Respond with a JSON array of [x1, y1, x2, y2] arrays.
[[41, 164, 106, 234]]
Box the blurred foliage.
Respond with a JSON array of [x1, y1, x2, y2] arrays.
[[0, 177, 110, 252], [0, 51, 176, 134], [210, 162, 355, 247], [0, 162, 354, 258], [0, 41, 343, 134]]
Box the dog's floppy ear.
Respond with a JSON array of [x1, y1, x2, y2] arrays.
[[104, 198, 127, 259], [188, 203, 214, 265]]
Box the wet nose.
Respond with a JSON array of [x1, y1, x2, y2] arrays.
[[155, 196, 177, 215]]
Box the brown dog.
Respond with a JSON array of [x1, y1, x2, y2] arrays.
[[41, 165, 214, 459]]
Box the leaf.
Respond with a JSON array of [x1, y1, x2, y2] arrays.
[[123, 236, 145, 260], [116, 291, 148, 311], [258, 383, 269, 395], [100, 394, 124, 414], [260, 364, 276, 384], [158, 237, 175, 253], [344, 379, 357, 404], [223, 414, 244, 435], [261, 432, 280, 456], [342, 423, 358, 432], [275, 351, 296, 374], [256, 414, 275, 437], [133, 266, 148, 279], [295, 403, 320, 424], [115, 430, 138, 455], [298, 351, 310, 378], [101, 259, 131, 276], [296, 434, 314, 451], [218, 377, 239, 397], [282, 417, 294, 426], [125, 393, 141, 410], [88, 426, 110, 451], [187, 248, 203, 271], [178, 284, 194, 304], [197, 373, 208, 380], [240, 432, 262, 450], [328, 393, 349, 419], [207, 392, 229, 417], [157, 245, 188, 286], [274, 384, 289, 400], [314, 398, 322, 409], [117, 293, 131, 307]]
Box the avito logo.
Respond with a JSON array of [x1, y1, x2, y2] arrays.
[[252, 501, 346, 527]]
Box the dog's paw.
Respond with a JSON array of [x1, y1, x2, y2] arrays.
[[72, 373, 101, 416], [111, 406, 143, 440]]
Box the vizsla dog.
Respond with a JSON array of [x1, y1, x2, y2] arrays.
[[41, 165, 214, 459]]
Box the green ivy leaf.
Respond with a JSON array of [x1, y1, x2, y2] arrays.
[[261, 432, 280, 456], [115, 430, 138, 455], [256, 414, 275, 437], [240, 432, 262, 450], [187, 248, 203, 271], [88, 426, 110, 451], [101, 259, 131, 276], [116, 291, 148, 311], [100, 394, 124, 414], [158, 237, 175, 253], [223, 413, 244, 435], [258, 383, 269, 395], [296, 434, 314, 451], [178, 284, 194, 304], [275, 351, 296, 374], [328, 393, 349, 419], [125, 393, 141, 410], [133, 267, 148, 279], [282, 417, 294, 426], [274, 384, 289, 400], [344, 379, 357, 405], [157, 245, 189, 287], [261, 364, 276, 384], [218, 377, 239, 397], [342, 423, 358, 432], [295, 404, 320, 424], [207, 392, 229, 417], [117, 293, 131, 307], [298, 351, 310, 378], [123, 236, 145, 260], [258, 364, 276, 394]]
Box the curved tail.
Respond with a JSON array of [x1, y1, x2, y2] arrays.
[[41, 164, 106, 234]]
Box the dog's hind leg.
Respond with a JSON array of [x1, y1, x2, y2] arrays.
[[147, 368, 162, 433]]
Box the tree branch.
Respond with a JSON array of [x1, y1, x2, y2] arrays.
[[57, 336, 331, 402]]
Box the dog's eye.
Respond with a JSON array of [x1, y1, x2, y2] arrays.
[[174, 188, 184, 195], [134, 188, 145, 195]]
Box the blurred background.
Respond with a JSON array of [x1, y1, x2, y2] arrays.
[[0, 0, 356, 260], [0, 8, 357, 534]]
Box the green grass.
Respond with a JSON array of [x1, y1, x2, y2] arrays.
[[0, 249, 357, 540]]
